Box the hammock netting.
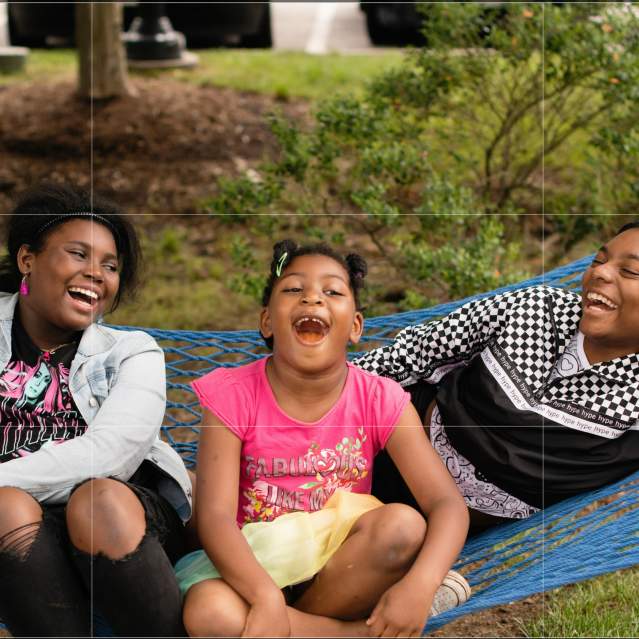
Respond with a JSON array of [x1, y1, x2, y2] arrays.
[[3, 255, 638, 634]]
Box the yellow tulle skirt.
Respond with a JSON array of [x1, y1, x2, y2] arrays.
[[175, 490, 383, 597]]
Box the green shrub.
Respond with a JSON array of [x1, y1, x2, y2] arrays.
[[201, 2, 639, 309], [406, 2, 639, 236]]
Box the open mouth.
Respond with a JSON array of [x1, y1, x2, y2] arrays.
[[584, 291, 618, 312], [67, 286, 99, 310], [293, 316, 329, 345]]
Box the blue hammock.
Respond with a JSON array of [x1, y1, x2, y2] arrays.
[[139, 254, 637, 632], [3, 256, 637, 634]]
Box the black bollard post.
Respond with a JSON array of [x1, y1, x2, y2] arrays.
[[123, 2, 197, 68]]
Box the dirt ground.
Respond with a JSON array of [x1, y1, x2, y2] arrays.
[[0, 78, 309, 217], [428, 594, 542, 637]]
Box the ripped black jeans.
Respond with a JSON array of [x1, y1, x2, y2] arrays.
[[0, 463, 187, 637]]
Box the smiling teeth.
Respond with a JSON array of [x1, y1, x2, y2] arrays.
[[69, 287, 98, 300], [587, 292, 617, 309], [294, 317, 327, 328]]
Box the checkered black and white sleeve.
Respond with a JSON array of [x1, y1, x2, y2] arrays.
[[355, 286, 543, 386]]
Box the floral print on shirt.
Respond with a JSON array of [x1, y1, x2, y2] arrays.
[[241, 427, 370, 524]]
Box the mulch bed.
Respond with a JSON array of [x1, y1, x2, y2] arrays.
[[0, 77, 309, 217]]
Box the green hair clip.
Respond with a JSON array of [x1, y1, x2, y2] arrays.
[[275, 251, 288, 277]]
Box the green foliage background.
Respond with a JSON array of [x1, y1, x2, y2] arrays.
[[4, 4, 638, 328], [199, 2, 638, 315]]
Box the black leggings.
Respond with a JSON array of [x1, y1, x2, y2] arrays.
[[0, 465, 187, 637], [372, 381, 437, 510]]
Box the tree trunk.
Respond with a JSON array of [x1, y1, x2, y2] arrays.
[[76, 2, 133, 100]]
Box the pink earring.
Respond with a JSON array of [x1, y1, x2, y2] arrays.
[[19, 274, 29, 296]]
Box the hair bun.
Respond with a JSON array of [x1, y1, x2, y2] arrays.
[[345, 253, 368, 281]]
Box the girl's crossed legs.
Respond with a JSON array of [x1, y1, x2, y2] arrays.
[[184, 503, 427, 637]]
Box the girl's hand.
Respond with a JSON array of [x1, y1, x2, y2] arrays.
[[366, 579, 433, 638], [241, 592, 290, 638]]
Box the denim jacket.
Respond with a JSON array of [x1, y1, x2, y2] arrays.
[[0, 293, 192, 522]]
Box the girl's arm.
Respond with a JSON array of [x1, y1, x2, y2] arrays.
[[196, 409, 290, 638], [367, 402, 469, 637], [355, 286, 540, 386]]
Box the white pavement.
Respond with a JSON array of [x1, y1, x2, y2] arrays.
[[0, 3, 9, 46], [272, 2, 373, 54]]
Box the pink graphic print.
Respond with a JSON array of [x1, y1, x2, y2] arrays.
[[0, 357, 85, 459], [241, 427, 370, 524]]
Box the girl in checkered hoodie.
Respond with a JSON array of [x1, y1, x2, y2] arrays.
[[357, 223, 639, 530]]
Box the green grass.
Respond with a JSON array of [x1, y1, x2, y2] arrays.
[[108, 224, 260, 331], [110, 274, 257, 332], [523, 568, 639, 637], [0, 48, 405, 99], [134, 49, 405, 100], [0, 49, 76, 85]]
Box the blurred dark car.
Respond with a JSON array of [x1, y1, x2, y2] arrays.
[[8, 2, 271, 48], [359, 2, 426, 47], [359, 1, 517, 47]]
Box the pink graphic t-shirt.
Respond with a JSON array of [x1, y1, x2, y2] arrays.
[[192, 358, 410, 527]]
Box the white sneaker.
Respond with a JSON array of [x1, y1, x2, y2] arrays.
[[430, 570, 471, 616]]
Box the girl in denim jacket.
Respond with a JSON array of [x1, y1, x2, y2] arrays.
[[0, 184, 193, 637]]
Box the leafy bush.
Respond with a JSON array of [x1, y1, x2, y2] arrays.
[[406, 2, 639, 240], [202, 2, 639, 310]]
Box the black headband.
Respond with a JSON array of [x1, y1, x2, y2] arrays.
[[35, 212, 120, 245]]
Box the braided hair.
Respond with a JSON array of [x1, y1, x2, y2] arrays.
[[260, 239, 368, 350]]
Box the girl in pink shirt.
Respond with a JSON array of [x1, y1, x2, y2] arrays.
[[180, 240, 469, 637]]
